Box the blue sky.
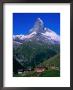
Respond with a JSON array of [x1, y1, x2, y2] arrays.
[[13, 13, 60, 35]]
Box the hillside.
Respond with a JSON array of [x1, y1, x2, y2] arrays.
[[39, 54, 60, 67], [13, 41, 59, 69]]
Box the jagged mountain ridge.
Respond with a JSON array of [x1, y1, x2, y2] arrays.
[[13, 18, 60, 45]]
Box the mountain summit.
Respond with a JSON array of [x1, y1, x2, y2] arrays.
[[29, 18, 44, 34], [33, 18, 44, 32], [13, 18, 60, 45]]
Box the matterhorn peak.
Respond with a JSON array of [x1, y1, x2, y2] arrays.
[[36, 18, 44, 24], [33, 18, 44, 33], [13, 18, 60, 45]]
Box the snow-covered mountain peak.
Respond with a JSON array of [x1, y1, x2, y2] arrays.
[[13, 31, 37, 40], [33, 18, 44, 33], [41, 27, 60, 42], [13, 18, 60, 44]]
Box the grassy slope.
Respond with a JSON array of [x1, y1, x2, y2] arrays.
[[37, 54, 60, 77], [39, 70, 60, 77], [39, 54, 60, 67]]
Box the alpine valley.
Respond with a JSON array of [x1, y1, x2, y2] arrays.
[[13, 18, 60, 77]]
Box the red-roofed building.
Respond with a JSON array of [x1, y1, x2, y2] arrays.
[[34, 67, 45, 73]]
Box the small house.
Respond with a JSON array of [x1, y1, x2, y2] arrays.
[[49, 64, 56, 70], [18, 69, 23, 74], [34, 67, 45, 73]]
